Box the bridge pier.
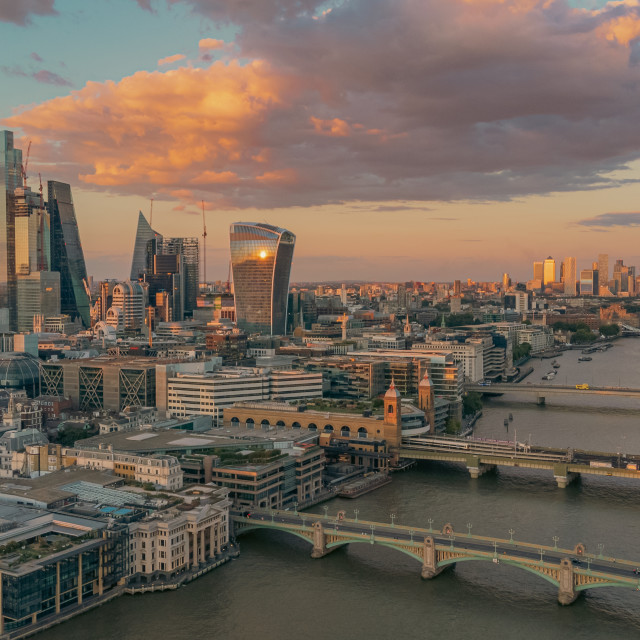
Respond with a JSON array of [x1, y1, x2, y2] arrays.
[[310, 521, 340, 558], [553, 464, 579, 489], [466, 456, 496, 480], [557, 558, 578, 605], [421, 536, 453, 579], [537, 395, 545, 406]]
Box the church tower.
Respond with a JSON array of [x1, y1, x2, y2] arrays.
[[418, 369, 436, 433], [383, 380, 402, 450]]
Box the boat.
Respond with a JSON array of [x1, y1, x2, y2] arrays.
[[578, 356, 592, 362], [552, 363, 560, 369], [508, 413, 513, 421], [504, 419, 509, 427]]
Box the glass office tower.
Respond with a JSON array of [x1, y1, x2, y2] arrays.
[[163, 236, 199, 316], [47, 181, 91, 327], [229, 222, 295, 335], [130, 211, 162, 280], [0, 131, 22, 330]]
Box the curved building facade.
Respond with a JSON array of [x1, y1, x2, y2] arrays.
[[230, 223, 295, 335]]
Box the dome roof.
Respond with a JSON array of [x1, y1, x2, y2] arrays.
[[0, 352, 41, 389]]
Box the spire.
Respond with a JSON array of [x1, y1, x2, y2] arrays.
[[385, 378, 401, 398], [419, 369, 433, 387]]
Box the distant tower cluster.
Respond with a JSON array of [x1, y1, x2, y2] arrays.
[[1, 130, 90, 332]]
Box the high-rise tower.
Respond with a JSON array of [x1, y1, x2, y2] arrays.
[[229, 222, 295, 335], [563, 257, 577, 296], [47, 181, 90, 327], [0, 131, 22, 330], [130, 211, 162, 281], [543, 257, 555, 285]]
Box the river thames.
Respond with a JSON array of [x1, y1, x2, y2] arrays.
[[39, 339, 640, 639]]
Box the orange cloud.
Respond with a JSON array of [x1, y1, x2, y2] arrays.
[[310, 116, 351, 137], [598, 14, 640, 46], [5, 60, 297, 199], [199, 38, 225, 51], [256, 169, 298, 184], [158, 53, 186, 66]]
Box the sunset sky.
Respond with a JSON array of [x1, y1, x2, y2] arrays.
[[3, 0, 640, 283]]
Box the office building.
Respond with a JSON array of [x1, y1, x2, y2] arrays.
[[162, 237, 199, 316], [563, 257, 577, 296], [47, 181, 91, 327], [598, 253, 609, 295], [543, 257, 555, 285], [533, 261, 544, 282], [230, 222, 295, 335], [16, 271, 61, 332], [106, 281, 147, 331], [580, 269, 598, 296], [130, 211, 162, 280]]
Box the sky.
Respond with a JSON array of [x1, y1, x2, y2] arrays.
[[2, 0, 640, 283]]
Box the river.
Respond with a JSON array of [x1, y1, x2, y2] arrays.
[[38, 338, 640, 640]]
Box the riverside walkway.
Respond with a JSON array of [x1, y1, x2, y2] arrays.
[[231, 508, 640, 606]]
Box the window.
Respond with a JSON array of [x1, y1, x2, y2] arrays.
[[324, 424, 334, 433]]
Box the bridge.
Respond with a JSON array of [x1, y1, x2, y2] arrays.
[[398, 436, 640, 487], [466, 382, 640, 404], [231, 508, 640, 605]]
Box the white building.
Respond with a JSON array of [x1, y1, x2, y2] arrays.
[[107, 281, 147, 331], [167, 368, 322, 423]]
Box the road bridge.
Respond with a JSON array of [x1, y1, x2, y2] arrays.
[[398, 436, 640, 487], [466, 382, 640, 404], [232, 509, 640, 605]]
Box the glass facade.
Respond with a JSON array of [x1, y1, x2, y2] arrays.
[[162, 237, 199, 316], [0, 131, 22, 330], [229, 222, 295, 335], [130, 211, 162, 280], [47, 181, 90, 327]]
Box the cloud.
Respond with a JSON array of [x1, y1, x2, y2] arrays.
[[199, 38, 225, 51], [0, 0, 56, 25], [576, 212, 640, 228], [158, 53, 186, 66], [30, 52, 43, 62], [32, 69, 73, 86], [1, 65, 72, 86], [7, 0, 640, 210]]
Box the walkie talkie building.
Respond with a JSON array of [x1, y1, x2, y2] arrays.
[[229, 222, 295, 335]]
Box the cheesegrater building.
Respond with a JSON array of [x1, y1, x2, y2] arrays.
[[229, 222, 295, 335]]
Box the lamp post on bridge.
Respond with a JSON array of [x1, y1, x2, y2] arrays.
[[539, 548, 545, 564], [509, 529, 515, 544], [410, 530, 414, 542], [323, 505, 329, 519], [493, 541, 498, 559], [597, 543, 604, 559], [302, 516, 307, 529], [370, 524, 375, 542], [586, 557, 592, 573], [552, 536, 559, 550], [354, 509, 359, 523], [427, 518, 434, 533], [390, 513, 396, 528], [293, 501, 298, 516], [449, 534, 455, 551], [467, 522, 472, 538]]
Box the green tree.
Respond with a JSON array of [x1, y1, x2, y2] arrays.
[[463, 392, 482, 417], [599, 324, 620, 337], [512, 342, 531, 361], [445, 418, 461, 435], [572, 329, 596, 344]]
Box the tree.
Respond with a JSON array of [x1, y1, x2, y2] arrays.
[[512, 342, 531, 361], [445, 418, 461, 435], [463, 392, 482, 417], [599, 324, 620, 337], [572, 328, 596, 344]]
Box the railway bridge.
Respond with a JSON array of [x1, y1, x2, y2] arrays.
[[232, 509, 640, 606]]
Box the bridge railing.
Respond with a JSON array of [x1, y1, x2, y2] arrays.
[[232, 509, 636, 569]]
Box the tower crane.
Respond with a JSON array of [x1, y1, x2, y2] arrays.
[[21, 141, 32, 188], [201, 200, 207, 289]]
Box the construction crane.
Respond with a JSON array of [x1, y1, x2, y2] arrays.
[[21, 141, 32, 188], [149, 197, 154, 226], [226, 260, 231, 293], [201, 200, 207, 289]]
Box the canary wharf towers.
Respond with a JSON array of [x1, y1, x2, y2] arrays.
[[230, 222, 295, 336]]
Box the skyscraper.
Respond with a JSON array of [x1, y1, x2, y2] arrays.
[[563, 257, 577, 296], [229, 222, 295, 335], [162, 236, 199, 316], [130, 211, 162, 280], [598, 253, 609, 294], [48, 181, 91, 327], [533, 261, 543, 282], [0, 131, 22, 330], [543, 257, 555, 285]]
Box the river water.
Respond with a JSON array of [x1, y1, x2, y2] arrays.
[[39, 339, 640, 640]]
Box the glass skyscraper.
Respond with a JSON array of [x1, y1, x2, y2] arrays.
[[0, 131, 22, 330], [130, 211, 162, 280], [229, 222, 295, 335], [47, 181, 91, 327]]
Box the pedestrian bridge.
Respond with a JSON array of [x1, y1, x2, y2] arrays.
[[232, 509, 640, 606]]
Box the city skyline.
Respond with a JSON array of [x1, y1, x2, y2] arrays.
[[3, 1, 640, 281]]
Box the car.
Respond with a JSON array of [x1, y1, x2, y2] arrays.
[[478, 381, 492, 386], [571, 558, 582, 565], [575, 384, 590, 390]]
